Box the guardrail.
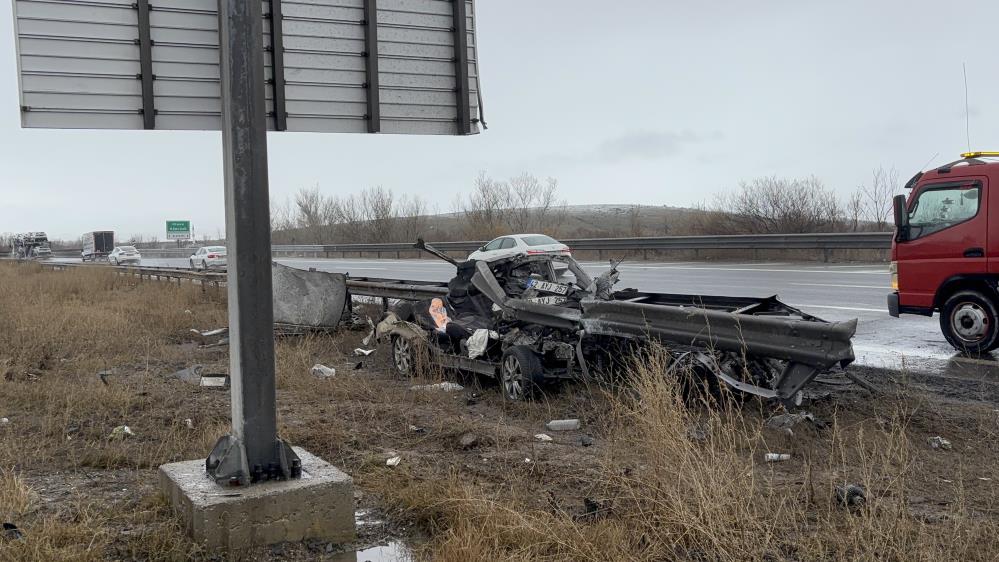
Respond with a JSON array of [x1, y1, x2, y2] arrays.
[[43, 232, 895, 260]]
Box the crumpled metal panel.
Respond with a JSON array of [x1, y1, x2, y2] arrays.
[[271, 263, 347, 327], [579, 299, 857, 370]]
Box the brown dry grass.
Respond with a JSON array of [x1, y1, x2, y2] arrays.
[[2, 262, 998, 561]]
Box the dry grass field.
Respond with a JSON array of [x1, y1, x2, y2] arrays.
[[1, 261, 998, 561]]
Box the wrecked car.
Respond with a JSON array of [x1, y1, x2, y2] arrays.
[[376, 240, 857, 406]]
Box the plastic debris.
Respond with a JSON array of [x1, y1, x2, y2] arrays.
[[386, 456, 401, 467], [0, 418, 9, 425], [546, 419, 581, 431], [928, 436, 952, 450], [467, 329, 499, 359], [524, 458, 532, 463], [459, 433, 479, 449], [534, 433, 553, 442], [408, 424, 426, 433], [169, 365, 204, 384], [311, 364, 336, 379], [362, 317, 377, 346], [110, 425, 135, 440], [835, 484, 867, 507], [353, 348, 375, 357], [184, 310, 192, 314], [580, 435, 594, 447], [199, 375, 229, 388], [409, 382, 464, 392], [190, 327, 228, 337], [184, 418, 194, 430], [2, 522, 23, 541], [765, 453, 791, 462]]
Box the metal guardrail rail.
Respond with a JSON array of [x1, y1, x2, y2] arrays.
[[40, 232, 894, 259]]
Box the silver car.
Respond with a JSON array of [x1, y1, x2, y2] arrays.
[[190, 246, 227, 270], [108, 246, 141, 265]]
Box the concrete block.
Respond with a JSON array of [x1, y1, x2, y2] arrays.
[[159, 447, 355, 551]]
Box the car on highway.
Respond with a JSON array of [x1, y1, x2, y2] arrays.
[[108, 246, 141, 265], [467, 234, 571, 262], [190, 246, 227, 271]]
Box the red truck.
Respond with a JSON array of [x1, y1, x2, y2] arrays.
[[890, 151, 999, 353]]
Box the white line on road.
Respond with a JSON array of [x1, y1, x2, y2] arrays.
[[624, 266, 886, 275], [790, 283, 887, 289]]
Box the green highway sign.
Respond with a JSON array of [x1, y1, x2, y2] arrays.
[[166, 220, 191, 240]]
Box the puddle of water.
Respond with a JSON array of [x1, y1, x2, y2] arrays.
[[330, 541, 412, 562]]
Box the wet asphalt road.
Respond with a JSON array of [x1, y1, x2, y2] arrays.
[[57, 256, 999, 383]]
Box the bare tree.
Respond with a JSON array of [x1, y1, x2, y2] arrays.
[[701, 176, 843, 234], [859, 166, 901, 231], [846, 190, 864, 232]]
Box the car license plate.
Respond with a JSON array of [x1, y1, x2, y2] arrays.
[[528, 296, 568, 305], [528, 280, 569, 295]]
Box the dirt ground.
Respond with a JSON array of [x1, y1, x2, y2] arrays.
[[2, 263, 999, 561]]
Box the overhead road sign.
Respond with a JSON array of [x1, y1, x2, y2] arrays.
[[12, 0, 483, 135], [166, 220, 191, 240]]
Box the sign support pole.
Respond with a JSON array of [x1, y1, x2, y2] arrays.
[[205, 0, 300, 486]]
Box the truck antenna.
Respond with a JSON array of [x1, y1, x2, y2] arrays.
[[963, 62, 971, 152]]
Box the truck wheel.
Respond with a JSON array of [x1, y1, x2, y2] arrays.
[[940, 290, 999, 354], [500, 346, 544, 401], [391, 335, 414, 377]]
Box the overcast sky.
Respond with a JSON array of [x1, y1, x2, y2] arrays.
[[1, 0, 998, 241]]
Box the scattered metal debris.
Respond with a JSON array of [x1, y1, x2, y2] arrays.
[[765, 453, 791, 462], [96, 369, 113, 386], [311, 364, 336, 379], [0, 418, 9, 425], [199, 375, 229, 388], [353, 348, 375, 356], [410, 382, 464, 392], [190, 327, 228, 337], [534, 433, 553, 442], [835, 484, 867, 507], [272, 263, 347, 327], [184, 418, 194, 430], [386, 456, 401, 467], [580, 435, 594, 447], [169, 365, 204, 384], [546, 419, 581, 431], [929, 436, 952, 450], [109, 425, 134, 440], [408, 424, 426, 434]]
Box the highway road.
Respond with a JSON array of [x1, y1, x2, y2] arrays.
[[57, 256, 999, 380]]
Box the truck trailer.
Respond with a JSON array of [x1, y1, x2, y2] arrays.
[[81, 231, 114, 261]]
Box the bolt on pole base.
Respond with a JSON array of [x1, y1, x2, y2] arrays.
[[206, 434, 302, 486]]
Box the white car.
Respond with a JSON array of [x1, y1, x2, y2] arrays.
[[467, 234, 571, 262], [190, 246, 227, 270], [108, 246, 141, 265]]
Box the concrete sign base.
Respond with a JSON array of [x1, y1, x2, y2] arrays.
[[159, 447, 355, 551]]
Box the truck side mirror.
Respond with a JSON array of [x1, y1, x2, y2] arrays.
[[893, 194, 910, 242]]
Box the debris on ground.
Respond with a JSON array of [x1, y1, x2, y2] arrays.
[[311, 364, 336, 379], [189, 327, 228, 337], [534, 433, 553, 442], [928, 436, 952, 450], [109, 425, 134, 440], [765, 411, 825, 431], [835, 484, 867, 507], [577, 498, 611, 521], [409, 382, 464, 392], [466, 329, 499, 359], [0, 418, 9, 425], [546, 419, 581, 431], [353, 348, 375, 356], [361, 317, 377, 346], [199, 336, 229, 349], [169, 365, 204, 384], [459, 433, 479, 449], [765, 453, 791, 462], [408, 425, 426, 434], [184, 418, 194, 430], [96, 369, 113, 386], [580, 435, 594, 447], [2, 522, 23, 541], [386, 456, 401, 467], [199, 375, 229, 388]]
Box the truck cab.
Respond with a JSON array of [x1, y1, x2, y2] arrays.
[[889, 152, 999, 353]]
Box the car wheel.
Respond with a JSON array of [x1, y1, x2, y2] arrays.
[[500, 346, 544, 401], [202, 260, 208, 271], [392, 335, 414, 377], [940, 289, 999, 354]]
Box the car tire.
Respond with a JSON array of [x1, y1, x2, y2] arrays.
[[500, 345, 544, 401], [940, 289, 999, 354], [391, 335, 415, 377]]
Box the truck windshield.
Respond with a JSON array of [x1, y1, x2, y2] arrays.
[[908, 185, 980, 239]]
